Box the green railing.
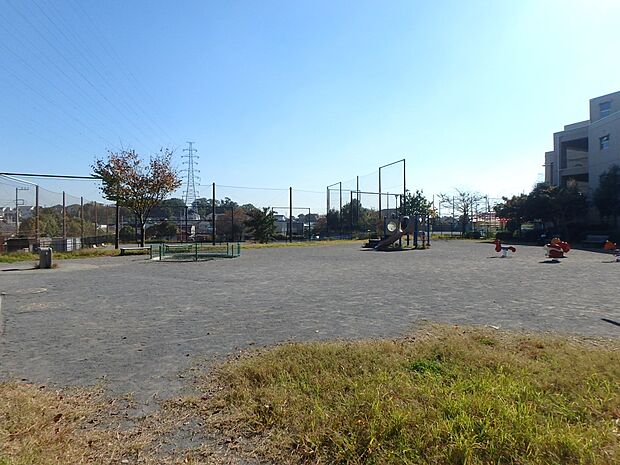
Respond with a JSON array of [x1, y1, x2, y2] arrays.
[[153, 242, 241, 261]]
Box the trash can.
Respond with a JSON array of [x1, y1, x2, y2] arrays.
[[39, 247, 53, 269]]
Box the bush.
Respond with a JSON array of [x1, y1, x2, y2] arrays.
[[463, 230, 481, 239], [495, 231, 514, 241], [516, 229, 541, 242]]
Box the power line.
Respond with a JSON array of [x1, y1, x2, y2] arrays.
[[67, 0, 175, 143], [5, 0, 157, 153], [32, 0, 170, 148]]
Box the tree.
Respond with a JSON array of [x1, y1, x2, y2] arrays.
[[593, 165, 620, 227], [525, 182, 587, 236], [339, 199, 381, 236], [92, 149, 181, 246], [216, 208, 249, 241], [403, 190, 432, 217], [494, 193, 528, 232], [245, 207, 276, 243], [439, 189, 485, 235], [150, 198, 186, 220], [145, 220, 178, 240], [493, 182, 587, 239]]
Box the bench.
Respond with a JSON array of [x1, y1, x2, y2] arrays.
[[120, 246, 151, 256], [581, 234, 609, 249]]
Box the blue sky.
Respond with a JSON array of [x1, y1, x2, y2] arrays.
[[1, 0, 619, 212]]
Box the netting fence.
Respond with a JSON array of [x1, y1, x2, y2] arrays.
[[0, 174, 117, 252], [1, 169, 507, 254]]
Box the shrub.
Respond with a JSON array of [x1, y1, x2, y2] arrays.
[[495, 231, 514, 241]]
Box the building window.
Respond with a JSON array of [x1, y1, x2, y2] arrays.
[[599, 101, 611, 118], [600, 134, 610, 150]]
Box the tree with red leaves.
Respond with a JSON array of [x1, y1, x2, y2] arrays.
[[92, 149, 181, 247]]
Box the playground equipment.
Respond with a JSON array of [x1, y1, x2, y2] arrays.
[[544, 237, 570, 260], [363, 215, 419, 251], [153, 242, 241, 261], [494, 239, 516, 257], [604, 240, 620, 262]]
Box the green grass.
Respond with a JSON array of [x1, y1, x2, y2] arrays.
[[183, 325, 620, 465], [0, 248, 122, 263], [242, 238, 365, 249]]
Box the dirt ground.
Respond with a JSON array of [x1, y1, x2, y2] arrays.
[[1, 240, 618, 406]]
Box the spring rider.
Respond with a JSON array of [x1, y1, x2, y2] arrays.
[[604, 240, 620, 262], [494, 239, 516, 257], [544, 237, 570, 260]]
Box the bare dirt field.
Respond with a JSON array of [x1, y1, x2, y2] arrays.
[[1, 240, 618, 405]]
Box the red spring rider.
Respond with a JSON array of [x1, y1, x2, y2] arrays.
[[544, 237, 570, 259], [494, 239, 516, 257]]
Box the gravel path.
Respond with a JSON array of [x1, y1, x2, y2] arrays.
[[1, 241, 618, 402]]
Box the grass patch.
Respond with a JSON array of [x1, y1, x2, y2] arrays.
[[183, 325, 620, 465], [242, 239, 365, 249], [0, 249, 123, 263], [0, 382, 213, 464]]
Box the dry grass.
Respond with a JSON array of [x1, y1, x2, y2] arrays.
[[0, 383, 217, 465], [179, 325, 620, 465], [2, 326, 619, 464]]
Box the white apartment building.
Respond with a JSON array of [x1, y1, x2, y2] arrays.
[[545, 91, 620, 196]]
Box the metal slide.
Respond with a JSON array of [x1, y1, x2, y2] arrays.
[[374, 229, 406, 250], [374, 216, 414, 251]]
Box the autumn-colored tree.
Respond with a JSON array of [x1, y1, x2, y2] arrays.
[[92, 149, 181, 246]]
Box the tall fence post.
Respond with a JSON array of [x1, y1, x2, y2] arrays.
[[62, 191, 66, 250], [231, 206, 235, 242], [339, 182, 342, 237], [94, 201, 98, 244], [185, 206, 189, 243], [80, 197, 84, 245], [350, 190, 353, 238], [289, 187, 293, 243], [212, 182, 216, 246], [35, 185, 39, 240], [115, 201, 119, 249], [326, 186, 329, 238]]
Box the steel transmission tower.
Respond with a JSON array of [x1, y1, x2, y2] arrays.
[[182, 141, 200, 207]]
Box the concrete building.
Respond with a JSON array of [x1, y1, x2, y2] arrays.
[[545, 91, 620, 197]]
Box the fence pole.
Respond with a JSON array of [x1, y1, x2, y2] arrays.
[[212, 182, 216, 246], [80, 197, 84, 244], [231, 206, 234, 242], [326, 186, 329, 238], [339, 182, 342, 237], [378, 168, 382, 223], [185, 206, 189, 243], [14, 188, 18, 235], [356, 176, 360, 235], [115, 201, 119, 249], [289, 187, 293, 243], [94, 201, 98, 244], [35, 185, 39, 240], [350, 190, 353, 238], [62, 191, 66, 248]]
